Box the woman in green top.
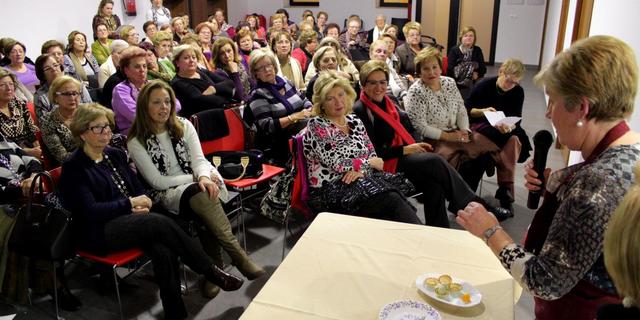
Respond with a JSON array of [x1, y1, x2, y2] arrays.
[[91, 21, 112, 65]]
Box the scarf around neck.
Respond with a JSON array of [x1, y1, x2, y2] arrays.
[[257, 75, 294, 113], [145, 131, 193, 176]]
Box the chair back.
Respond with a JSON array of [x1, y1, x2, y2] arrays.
[[289, 133, 313, 219], [196, 107, 246, 155]]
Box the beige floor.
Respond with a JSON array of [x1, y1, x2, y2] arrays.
[[12, 65, 560, 319]]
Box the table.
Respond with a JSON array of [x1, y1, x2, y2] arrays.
[[241, 213, 522, 319]]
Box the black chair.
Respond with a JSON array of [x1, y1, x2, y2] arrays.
[[391, 18, 409, 41]]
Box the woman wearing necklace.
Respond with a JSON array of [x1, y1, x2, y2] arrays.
[[303, 71, 420, 223], [457, 35, 640, 320], [0, 70, 40, 158], [405, 47, 502, 204], [63, 31, 100, 88], [92, 0, 121, 40], [465, 58, 532, 211], [34, 54, 92, 124], [446, 26, 486, 99], [127, 80, 264, 299], [146, 0, 172, 28], [245, 48, 311, 166], [40, 76, 83, 165], [113, 47, 180, 135], [60, 103, 243, 319]]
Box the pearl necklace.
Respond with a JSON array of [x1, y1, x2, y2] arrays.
[[329, 117, 348, 128]]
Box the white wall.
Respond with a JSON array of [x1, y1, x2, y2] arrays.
[[227, 0, 408, 32], [1, 0, 152, 59], [539, 0, 562, 69], [494, 0, 546, 65], [589, 0, 640, 131]]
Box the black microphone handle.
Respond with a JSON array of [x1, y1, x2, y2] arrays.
[[527, 147, 550, 209]]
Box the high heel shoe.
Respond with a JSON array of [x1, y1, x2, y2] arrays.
[[204, 265, 243, 291]]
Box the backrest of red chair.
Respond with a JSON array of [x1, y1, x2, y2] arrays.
[[290, 134, 312, 219], [43, 167, 62, 193], [442, 56, 448, 75], [26, 102, 38, 126], [198, 108, 245, 155]]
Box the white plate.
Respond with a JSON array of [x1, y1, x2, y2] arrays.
[[415, 273, 482, 307], [379, 300, 441, 320]]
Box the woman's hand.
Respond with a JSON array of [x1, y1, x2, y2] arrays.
[[23, 146, 42, 158], [228, 61, 239, 73], [342, 170, 364, 184], [524, 159, 552, 192], [403, 142, 433, 155], [198, 176, 219, 199], [368, 157, 384, 171], [293, 108, 312, 122], [456, 201, 498, 238], [470, 107, 496, 118], [495, 123, 515, 134], [203, 86, 217, 95], [441, 131, 469, 143], [20, 176, 34, 197], [130, 195, 152, 214], [472, 71, 479, 81]]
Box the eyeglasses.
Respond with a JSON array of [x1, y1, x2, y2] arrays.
[[255, 64, 274, 73], [503, 75, 520, 86], [87, 124, 112, 134], [0, 82, 15, 89], [43, 63, 61, 72], [365, 80, 388, 86], [56, 91, 80, 97]]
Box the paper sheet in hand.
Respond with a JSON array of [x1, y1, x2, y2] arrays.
[[483, 111, 521, 127]]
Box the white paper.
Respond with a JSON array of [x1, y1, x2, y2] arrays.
[[483, 111, 521, 127]]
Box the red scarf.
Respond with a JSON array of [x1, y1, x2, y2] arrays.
[[359, 91, 415, 172]]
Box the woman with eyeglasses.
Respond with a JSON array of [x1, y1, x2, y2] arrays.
[[59, 103, 243, 319], [0, 69, 41, 158], [39, 76, 83, 165], [63, 31, 100, 88], [353, 60, 511, 226], [304, 37, 359, 86], [34, 54, 92, 124], [305, 46, 358, 101], [395, 22, 425, 81], [465, 58, 532, 211], [246, 48, 311, 166]]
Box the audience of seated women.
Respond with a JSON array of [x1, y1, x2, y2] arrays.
[[195, 22, 215, 61], [63, 31, 100, 88], [112, 47, 155, 134], [59, 103, 243, 320], [40, 40, 65, 68], [292, 30, 318, 77], [127, 80, 265, 298], [170, 44, 233, 118], [40, 76, 82, 164], [235, 29, 254, 70], [405, 47, 500, 183], [381, 33, 401, 73], [140, 21, 157, 45], [305, 46, 359, 101], [92, 0, 121, 40], [211, 38, 252, 102], [395, 22, 425, 81], [34, 54, 91, 124], [171, 17, 188, 44], [353, 60, 511, 225], [138, 42, 172, 82], [447, 26, 486, 99], [98, 39, 128, 88], [207, 18, 229, 42], [456, 35, 640, 320], [2, 41, 38, 95], [465, 58, 531, 210], [246, 14, 266, 43], [213, 8, 235, 38], [119, 25, 140, 47], [599, 164, 640, 320], [146, 0, 172, 28], [369, 39, 408, 106], [91, 22, 112, 66], [0, 70, 41, 158], [245, 48, 311, 166], [303, 71, 420, 223], [304, 37, 359, 86]]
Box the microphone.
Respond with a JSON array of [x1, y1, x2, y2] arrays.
[[527, 130, 554, 209]]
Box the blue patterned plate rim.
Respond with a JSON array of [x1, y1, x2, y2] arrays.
[[378, 299, 441, 320]]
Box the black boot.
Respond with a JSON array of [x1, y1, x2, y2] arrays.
[[203, 265, 243, 291], [495, 187, 515, 215]]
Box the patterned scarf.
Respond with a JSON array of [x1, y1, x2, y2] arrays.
[[257, 75, 294, 113], [151, 6, 170, 26], [145, 132, 193, 176]]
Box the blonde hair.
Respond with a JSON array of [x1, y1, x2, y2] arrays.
[[48, 75, 81, 104], [312, 46, 336, 70], [414, 46, 442, 71], [534, 35, 637, 121], [318, 37, 345, 67], [402, 21, 421, 38], [604, 163, 640, 308], [458, 26, 476, 46], [119, 25, 136, 42], [500, 58, 526, 79], [311, 70, 356, 116], [171, 44, 196, 71], [128, 80, 184, 143], [298, 30, 318, 48], [152, 31, 173, 47], [249, 48, 277, 77], [359, 60, 389, 86], [369, 39, 388, 59], [69, 103, 115, 146]]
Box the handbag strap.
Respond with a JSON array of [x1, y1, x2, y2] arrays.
[[26, 171, 54, 219], [211, 155, 250, 182]]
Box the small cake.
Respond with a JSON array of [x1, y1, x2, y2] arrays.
[[434, 283, 450, 298], [438, 274, 452, 287], [424, 277, 439, 290], [449, 283, 463, 298]]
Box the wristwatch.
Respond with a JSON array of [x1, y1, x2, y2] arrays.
[[482, 225, 503, 244]]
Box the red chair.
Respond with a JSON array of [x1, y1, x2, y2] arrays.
[[192, 107, 285, 249], [76, 249, 147, 320]]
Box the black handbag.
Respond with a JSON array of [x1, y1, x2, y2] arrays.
[[8, 172, 74, 261], [211, 150, 264, 181]]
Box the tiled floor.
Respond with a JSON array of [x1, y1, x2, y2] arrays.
[[6, 65, 561, 320]]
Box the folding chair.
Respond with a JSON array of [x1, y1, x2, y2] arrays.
[[191, 107, 285, 249]]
